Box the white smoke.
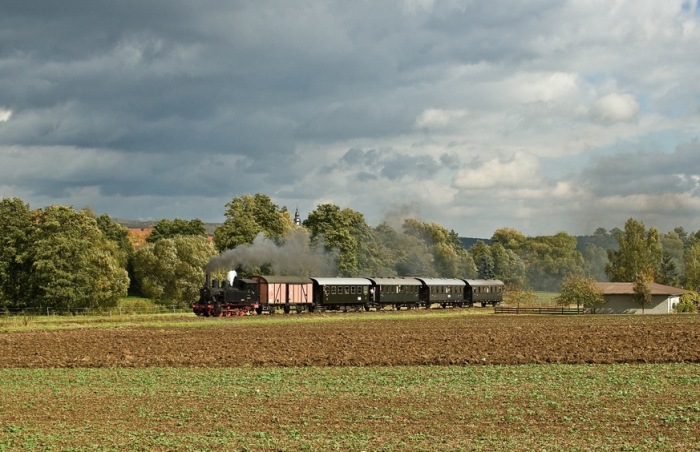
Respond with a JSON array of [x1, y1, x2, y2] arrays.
[[207, 229, 338, 276]]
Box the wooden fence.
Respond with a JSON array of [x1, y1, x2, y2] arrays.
[[494, 306, 585, 315]]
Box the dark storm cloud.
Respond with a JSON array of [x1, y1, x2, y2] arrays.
[[581, 139, 700, 197], [1, 1, 699, 237]]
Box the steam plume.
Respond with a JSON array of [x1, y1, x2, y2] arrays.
[[206, 229, 337, 276]]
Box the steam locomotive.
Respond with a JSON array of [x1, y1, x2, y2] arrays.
[[192, 272, 504, 317]]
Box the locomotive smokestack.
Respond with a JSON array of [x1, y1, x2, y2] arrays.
[[206, 273, 211, 288]]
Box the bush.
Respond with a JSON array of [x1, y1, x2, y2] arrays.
[[675, 292, 698, 313]]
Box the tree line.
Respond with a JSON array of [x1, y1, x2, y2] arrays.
[[2, 195, 700, 312]]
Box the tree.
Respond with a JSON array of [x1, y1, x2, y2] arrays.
[[471, 240, 495, 280], [27, 206, 129, 311], [555, 275, 604, 312], [0, 198, 34, 309], [502, 287, 537, 306], [402, 219, 476, 278], [132, 235, 216, 307], [370, 222, 435, 276], [491, 228, 527, 250], [633, 272, 652, 314], [675, 291, 698, 313], [94, 213, 133, 266], [147, 218, 207, 243], [491, 243, 526, 288], [214, 194, 293, 251], [303, 204, 370, 276], [683, 240, 700, 291], [524, 232, 585, 291], [605, 218, 663, 282], [656, 251, 679, 287]]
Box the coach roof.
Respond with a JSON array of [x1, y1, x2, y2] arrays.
[[414, 277, 466, 286], [310, 277, 372, 286], [367, 277, 422, 285]]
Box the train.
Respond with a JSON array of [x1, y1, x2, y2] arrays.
[[192, 272, 504, 317]]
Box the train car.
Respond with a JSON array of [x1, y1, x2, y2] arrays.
[[366, 277, 422, 310], [464, 279, 504, 307], [309, 277, 372, 312], [192, 274, 260, 316], [415, 278, 466, 308], [252, 275, 313, 314]]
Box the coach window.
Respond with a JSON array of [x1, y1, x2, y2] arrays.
[[345, 286, 350, 294], [351, 286, 356, 294]]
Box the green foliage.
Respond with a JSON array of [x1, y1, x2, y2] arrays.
[[683, 240, 700, 291], [606, 218, 663, 282], [303, 203, 370, 276], [657, 251, 679, 286], [132, 236, 216, 307], [632, 273, 652, 313], [524, 232, 585, 291], [491, 243, 526, 288], [675, 291, 698, 313], [213, 194, 293, 252], [471, 240, 495, 279], [555, 275, 604, 311], [147, 218, 207, 243], [402, 219, 476, 278], [491, 228, 527, 250], [0, 198, 34, 309], [502, 286, 537, 305], [27, 206, 129, 311], [94, 213, 133, 266]]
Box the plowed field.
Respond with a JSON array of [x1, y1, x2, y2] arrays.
[[2, 312, 699, 367], [2, 312, 700, 450]]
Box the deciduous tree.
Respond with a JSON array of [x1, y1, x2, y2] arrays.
[[303, 204, 369, 276], [132, 235, 216, 307], [214, 194, 293, 251], [147, 218, 207, 243], [605, 218, 663, 282], [0, 198, 34, 309], [28, 206, 129, 311], [555, 275, 604, 312]]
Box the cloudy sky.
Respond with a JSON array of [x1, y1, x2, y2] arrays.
[[1, 1, 699, 238]]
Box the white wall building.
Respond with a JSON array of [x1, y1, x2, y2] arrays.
[[594, 282, 686, 314]]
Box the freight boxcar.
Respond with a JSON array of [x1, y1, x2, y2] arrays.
[[252, 275, 313, 314]]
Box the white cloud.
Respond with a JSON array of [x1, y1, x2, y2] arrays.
[[452, 151, 542, 190], [0, 109, 11, 122], [589, 93, 640, 124], [414, 108, 467, 129]]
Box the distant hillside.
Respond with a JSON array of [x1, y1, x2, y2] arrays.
[[459, 237, 491, 249]]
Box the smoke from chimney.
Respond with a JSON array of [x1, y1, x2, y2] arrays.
[[206, 229, 338, 276]]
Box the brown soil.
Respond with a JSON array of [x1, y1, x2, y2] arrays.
[[2, 313, 699, 368]]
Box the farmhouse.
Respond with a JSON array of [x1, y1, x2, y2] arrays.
[[594, 282, 686, 314]]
